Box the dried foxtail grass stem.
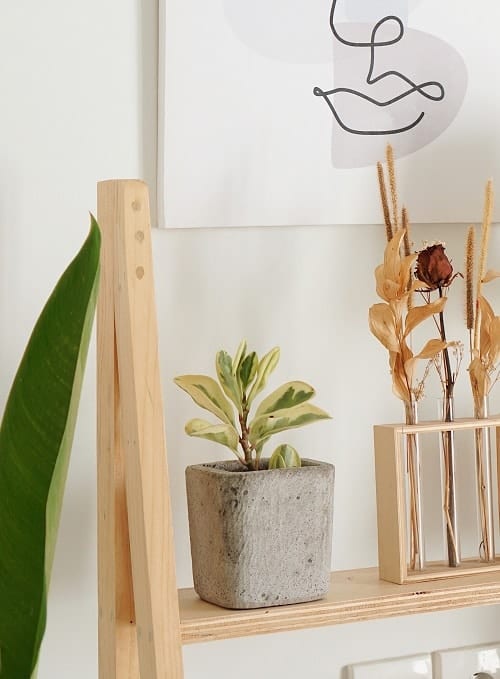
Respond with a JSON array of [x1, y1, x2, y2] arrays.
[[465, 225, 475, 355], [402, 207, 413, 309], [474, 180, 494, 351], [386, 145, 400, 232], [377, 161, 393, 242], [402, 207, 411, 256], [478, 180, 493, 289]]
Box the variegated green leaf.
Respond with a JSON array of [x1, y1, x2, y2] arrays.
[[249, 402, 331, 446], [269, 444, 301, 469], [174, 375, 235, 426], [238, 352, 258, 392], [185, 418, 239, 452], [232, 339, 247, 374], [247, 346, 280, 406], [255, 381, 315, 417], [216, 350, 242, 411]]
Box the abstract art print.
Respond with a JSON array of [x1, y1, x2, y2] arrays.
[[158, 0, 500, 228]]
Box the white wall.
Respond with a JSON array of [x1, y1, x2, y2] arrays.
[[1, 2, 499, 678]]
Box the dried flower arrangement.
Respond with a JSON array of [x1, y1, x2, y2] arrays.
[[370, 145, 500, 574]]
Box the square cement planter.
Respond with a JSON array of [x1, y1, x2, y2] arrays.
[[185, 458, 335, 609]]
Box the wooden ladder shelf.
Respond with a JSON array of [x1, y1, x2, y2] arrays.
[[96, 180, 500, 679], [97, 180, 183, 678]]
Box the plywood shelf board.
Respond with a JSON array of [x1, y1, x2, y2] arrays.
[[178, 567, 500, 644]]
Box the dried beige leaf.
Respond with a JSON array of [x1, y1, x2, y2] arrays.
[[383, 229, 406, 282], [376, 271, 401, 302], [469, 356, 489, 405], [482, 269, 500, 283], [478, 296, 494, 358], [390, 351, 411, 402], [404, 339, 447, 391], [401, 252, 418, 287], [375, 230, 417, 304], [403, 297, 447, 337], [488, 316, 500, 366], [369, 304, 400, 353], [415, 338, 448, 359]]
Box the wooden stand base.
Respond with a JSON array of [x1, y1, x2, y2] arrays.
[[374, 417, 500, 585], [405, 558, 500, 584]]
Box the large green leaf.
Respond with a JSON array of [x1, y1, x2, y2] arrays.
[[255, 381, 315, 417], [174, 375, 235, 426], [0, 218, 101, 678], [249, 403, 331, 447]]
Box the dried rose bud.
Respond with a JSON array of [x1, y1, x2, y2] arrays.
[[415, 244, 454, 289]]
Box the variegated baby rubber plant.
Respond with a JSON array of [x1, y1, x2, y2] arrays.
[[174, 340, 331, 470]]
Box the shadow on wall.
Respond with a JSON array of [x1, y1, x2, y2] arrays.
[[139, 0, 158, 225]]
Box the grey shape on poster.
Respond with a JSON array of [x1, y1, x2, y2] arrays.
[[473, 674, 495, 679], [222, 0, 424, 63], [343, 0, 423, 22], [343, 0, 409, 24]]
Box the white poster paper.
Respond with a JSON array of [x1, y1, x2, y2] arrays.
[[159, 0, 500, 228]]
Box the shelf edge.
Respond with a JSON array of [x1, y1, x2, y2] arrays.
[[179, 568, 500, 644]]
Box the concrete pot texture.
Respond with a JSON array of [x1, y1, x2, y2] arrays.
[[185, 458, 335, 609]]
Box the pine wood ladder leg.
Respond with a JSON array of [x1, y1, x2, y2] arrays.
[[97, 180, 184, 679], [97, 183, 139, 677]]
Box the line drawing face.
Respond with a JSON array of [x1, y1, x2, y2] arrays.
[[312, 0, 467, 167], [313, 0, 445, 135], [222, 0, 467, 168]]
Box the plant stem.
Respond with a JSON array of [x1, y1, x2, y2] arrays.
[[474, 399, 495, 561], [437, 287, 453, 399], [404, 399, 424, 571], [239, 408, 255, 470], [437, 286, 459, 567]]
